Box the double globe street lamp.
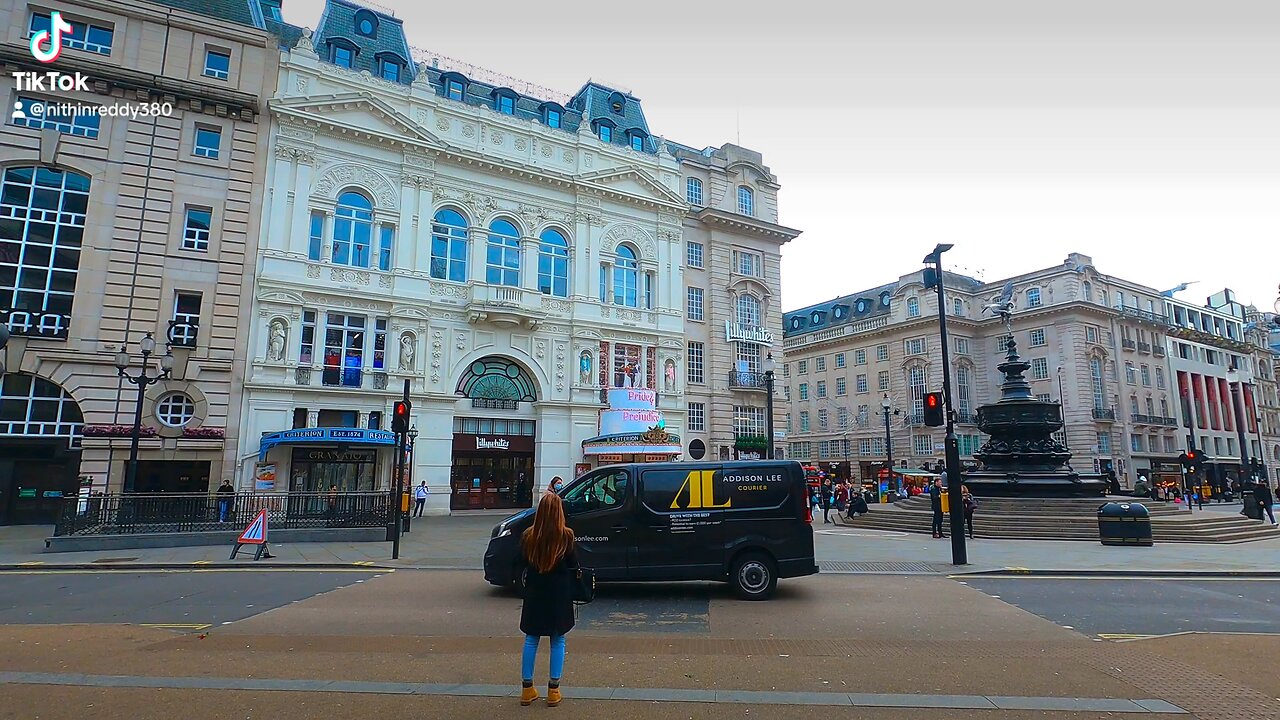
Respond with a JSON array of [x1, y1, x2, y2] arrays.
[[115, 332, 174, 494]]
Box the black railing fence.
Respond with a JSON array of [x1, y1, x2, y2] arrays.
[[54, 491, 391, 537]]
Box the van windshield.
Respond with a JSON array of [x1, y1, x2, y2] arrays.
[[562, 469, 629, 514]]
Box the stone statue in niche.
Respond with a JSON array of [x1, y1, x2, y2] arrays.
[[579, 350, 592, 385], [267, 319, 287, 361], [399, 333, 415, 371], [664, 358, 676, 392]]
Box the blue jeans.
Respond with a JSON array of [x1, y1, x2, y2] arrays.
[[218, 499, 231, 522], [521, 634, 566, 683]]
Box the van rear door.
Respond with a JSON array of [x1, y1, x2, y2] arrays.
[[630, 465, 725, 580]]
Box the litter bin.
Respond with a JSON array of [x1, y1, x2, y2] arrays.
[[1242, 493, 1262, 521], [1098, 502, 1152, 546]]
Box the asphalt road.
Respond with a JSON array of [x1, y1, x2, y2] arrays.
[[961, 577, 1280, 637], [0, 570, 380, 627]]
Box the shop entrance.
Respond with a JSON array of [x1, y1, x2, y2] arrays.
[[0, 439, 81, 525], [450, 423, 536, 511], [289, 448, 377, 492]]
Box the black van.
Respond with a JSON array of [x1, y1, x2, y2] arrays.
[[483, 460, 818, 600]]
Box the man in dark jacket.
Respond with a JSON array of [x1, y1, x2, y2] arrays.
[[929, 478, 945, 538], [1255, 481, 1277, 526], [820, 480, 833, 524]]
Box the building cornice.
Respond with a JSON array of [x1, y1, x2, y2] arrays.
[[691, 208, 801, 244]]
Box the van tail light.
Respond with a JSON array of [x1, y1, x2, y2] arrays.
[[803, 497, 813, 524]]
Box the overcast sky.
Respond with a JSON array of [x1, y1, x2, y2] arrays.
[[284, 0, 1280, 314]]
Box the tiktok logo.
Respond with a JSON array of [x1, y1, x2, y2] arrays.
[[29, 11, 73, 64]]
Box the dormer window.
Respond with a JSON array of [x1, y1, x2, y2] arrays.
[[493, 90, 517, 115], [595, 120, 614, 143], [608, 91, 626, 114], [543, 105, 562, 128], [354, 9, 378, 37], [330, 42, 355, 68], [441, 73, 467, 102], [627, 130, 647, 152], [379, 58, 401, 82], [737, 186, 754, 216]]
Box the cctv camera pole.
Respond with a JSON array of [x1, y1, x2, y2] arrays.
[[391, 379, 409, 560], [925, 245, 967, 565]]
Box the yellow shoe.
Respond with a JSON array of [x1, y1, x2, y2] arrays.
[[520, 686, 539, 706], [547, 687, 562, 707]]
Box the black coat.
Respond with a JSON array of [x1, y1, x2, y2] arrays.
[[519, 542, 579, 637], [1254, 485, 1274, 508], [929, 485, 943, 512]]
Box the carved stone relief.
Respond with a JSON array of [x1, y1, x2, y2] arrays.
[[314, 164, 398, 209], [331, 268, 370, 285]]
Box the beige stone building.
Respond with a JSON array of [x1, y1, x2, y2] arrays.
[[672, 144, 800, 464], [780, 253, 1235, 490], [0, 0, 276, 522]]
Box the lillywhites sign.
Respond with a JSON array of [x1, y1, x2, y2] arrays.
[[476, 437, 510, 451], [725, 321, 774, 346]]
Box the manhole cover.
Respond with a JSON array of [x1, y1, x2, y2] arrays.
[[819, 561, 938, 574], [90, 557, 139, 564]]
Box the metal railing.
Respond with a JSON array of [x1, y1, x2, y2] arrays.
[[1118, 307, 1170, 325], [1092, 407, 1117, 420], [53, 491, 391, 537], [1153, 346, 1166, 357], [728, 370, 769, 390], [1121, 339, 1137, 350], [955, 410, 976, 424], [1131, 413, 1181, 427], [1136, 342, 1152, 354]]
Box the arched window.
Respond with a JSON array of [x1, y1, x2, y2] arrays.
[[737, 186, 754, 216], [1082, 281, 1092, 302], [0, 373, 83, 438], [907, 365, 927, 419], [431, 209, 469, 282], [1, 166, 90, 339], [456, 355, 538, 402], [537, 228, 569, 297], [1089, 357, 1106, 410], [485, 218, 520, 287], [736, 294, 761, 327], [332, 191, 373, 268], [611, 245, 638, 307], [956, 365, 972, 414], [906, 297, 920, 318], [686, 177, 703, 205]]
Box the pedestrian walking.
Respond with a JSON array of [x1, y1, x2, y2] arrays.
[[929, 478, 945, 538], [414, 481, 428, 517], [1254, 480, 1277, 526], [962, 485, 978, 539], [834, 480, 848, 519], [216, 479, 234, 522], [517, 492, 578, 707], [821, 479, 833, 524], [548, 476, 565, 495]]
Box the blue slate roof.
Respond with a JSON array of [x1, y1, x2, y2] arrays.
[[313, 0, 415, 84], [416, 64, 586, 134], [566, 82, 654, 152], [151, 0, 264, 27], [783, 283, 899, 338]]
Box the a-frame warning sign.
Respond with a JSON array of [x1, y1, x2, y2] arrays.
[[230, 509, 274, 560]]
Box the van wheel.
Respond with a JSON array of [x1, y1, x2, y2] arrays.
[[730, 553, 777, 601], [512, 564, 528, 596]]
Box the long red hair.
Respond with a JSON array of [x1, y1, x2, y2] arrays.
[[521, 492, 574, 573]]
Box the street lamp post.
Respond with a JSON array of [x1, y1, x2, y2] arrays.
[[114, 332, 174, 494], [882, 394, 899, 492], [763, 352, 777, 460], [1226, 367, 1252, 484], [404, 424, 419, 531], [923, 244, 966, 565]]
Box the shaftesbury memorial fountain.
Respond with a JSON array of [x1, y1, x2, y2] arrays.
[[963, 331, 1107, 498]]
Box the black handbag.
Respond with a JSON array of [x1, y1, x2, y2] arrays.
[[572, 567, 596, 604]]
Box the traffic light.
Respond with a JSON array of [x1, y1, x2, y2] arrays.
[[1183, 449, 1200, 475], [923, 392, 944, 426], [392, 400, 411, 434]]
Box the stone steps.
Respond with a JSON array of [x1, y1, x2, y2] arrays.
[[839, 498, 1279, 543]]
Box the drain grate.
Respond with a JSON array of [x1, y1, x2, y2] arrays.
[[819, 561, 938, 574], [90, 557, 139, 564]]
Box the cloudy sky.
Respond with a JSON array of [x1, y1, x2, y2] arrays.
[[285, 0, 1280, 314]]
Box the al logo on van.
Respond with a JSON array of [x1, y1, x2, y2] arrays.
[[670, 470, 732, 510]]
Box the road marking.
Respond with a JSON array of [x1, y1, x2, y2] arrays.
[[139, 623, 212, 631], [815, 529, 910, 537], [352, 561, 377, 566], [0, 568, 386, 575], [1098, 634, 1155, 640], [17, 561, 44, 567], [961, 575, 1280, 582], [192, 561, 212, 565]]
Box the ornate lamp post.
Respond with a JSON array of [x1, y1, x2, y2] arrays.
[[114, 332, 174, 493], [1226, 367, 1252, 481], [882, 394, 899, 491], [763, 352, 777, 459]]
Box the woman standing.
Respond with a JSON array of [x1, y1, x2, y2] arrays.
[[962, 485, 978, 539], [517, 492, 578, 707]]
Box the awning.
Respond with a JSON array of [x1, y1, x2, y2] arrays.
[[259, 427, 397, 460], [582, 431, 682, 456]]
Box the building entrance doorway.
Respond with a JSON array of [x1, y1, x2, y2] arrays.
[[0, 440, 81, 525], [449, 418, 536, 511]]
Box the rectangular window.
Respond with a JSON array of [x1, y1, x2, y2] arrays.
[[907, 297, 920, 317], [381, 60, 401, 82], [1140, 364, 1151, 387], [1125, 362, 1137, 384], [1030, 328, 1046, 347], [836, 377, 846, 396], [11, 97, 101, 138], [835, 353, 846, 368], [815, 356, 826, 371], [598, 124, 612, 142], [1027, 287, 1042, 307], [904, 338, 925, 355], [369, 411, 382, 430], [612, 344, 642, 388], [998, 336, 1010, 352], [332, 45, 353, 67], [631, 134, 645, 151], [323, 313, 366, 387], [687, 342, 704, 384], [799, 411, 810, 433], [876, 344, 889, 362], [194, 127, 221, 159], [1130, 434, 1143, 452], [1155, 367, 1166, 390], [797, 360, 808, 374], [856, 374, 868, 393], [204, 49, 231, 80], [372, 318, 387, 370], [912, 434, 933, 455], [377, 226, 394, 271], [838, 407, 849, 430], [1031, 357, 1049, 380], [292, 407, 308, 429], [733, 406, 766, 436], [686, 241, 703, 268], [1086, 325, 1098, 343], [878, 370, 890, 391], [1165, 436, 1177, 453], [854, 349, 866, 365], [1097, 432, 1112, 454], [446, 80, 465, 101], [818, 409, 828, 430], [545, 109, 561, 128], [816, 381, 826, 398], [299, 310, 316, 365], [686, 177, 703, 205], [497, 95, 515, 114], [954, 337, 969, 355], [308, 211, 324, 261], [734, 250, 762, 277], [686, 287, 704, 321], [871, 438, 884, 455], [182, 207, 212, 251], [782, 363, 790, 378], [859, 439, 871, 456], [171, 293, 201, 347], [953, 298, 963, 316], [29, 12, 113, 55], [688, 402, 705, 432], [798, 383, 808, 401]]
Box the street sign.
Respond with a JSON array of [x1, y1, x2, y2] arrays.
[[934, 444, 945, 451], [237, 509, 268, 544]]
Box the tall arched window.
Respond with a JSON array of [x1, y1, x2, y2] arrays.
[[1090, 357, 1106, 410], [957, 365, 972, 415], [908, 365, 927, 420], [1082, 281, 1092, 302], [611, 245, 638, 307], [734, 294, 763, 375], [0, 373, 83, 439], [736, 294, 761, 327], [686, 177, 703, 205], [485, 218, 520, 287], [737, 186, 754, 216], [332, 191, 373, 267], [1, 166, 90, 339], [431, 209, 469, 282], [537, 228, 569, 297], [906, 297, 920, 317]]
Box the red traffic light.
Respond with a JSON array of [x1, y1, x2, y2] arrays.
[[392, 400, 411, 433], [1186, 450, 1197, 461], [926, 394, 939, 408], [923, 392, 944, 426]]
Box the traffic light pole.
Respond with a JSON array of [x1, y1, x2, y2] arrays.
[[391, 379, 410, 561], [925, 245, 967, 566]]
